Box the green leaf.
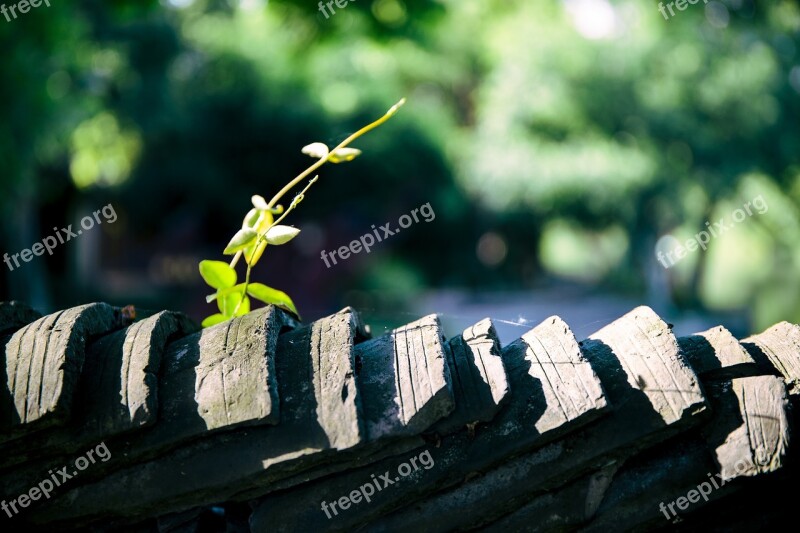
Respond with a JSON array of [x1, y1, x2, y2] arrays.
[[256, 210, 274, 233], [218, 286, 250, 316], [207, 284, 248, 303], [234, 295, 250, 317], [251, 195, 269, 210], [266, 225, 301, 245], [224, 228, 258, 255], [328, 147, 362, 163], [243, 208, 261, 229], [244, 239, 268, 266], [243, 209, 276, 237], [247, 283, 300, 318], [201, 314, 228, 328], [302, 142, 329, 159], [218, 290, 236, 315], [199, 260, 237, 290]]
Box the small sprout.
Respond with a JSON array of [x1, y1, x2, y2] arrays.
[[199, 99, 406, 327], [302, 142, 330, 159], [328, 147, 362, 163]]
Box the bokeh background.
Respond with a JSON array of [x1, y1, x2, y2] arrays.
[[1, 0, 799, 342]]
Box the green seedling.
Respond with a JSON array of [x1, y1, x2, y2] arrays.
[[199, 98, 406, 327]]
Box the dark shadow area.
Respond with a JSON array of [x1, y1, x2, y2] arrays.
[[272, 321, 330, 449], [699, 380, 746, 461], [0, 333, 17, 434], [588, 431, 721, 531], [740, 341, 784, 378], [580, 338, 666, 430], [486, 337, 547, 443], [679, 333, 764, 379], [670, 467, 795, 533], [679, 334, 722, 375], [356, 333, 401, 437], [435, 318, 508, 429]]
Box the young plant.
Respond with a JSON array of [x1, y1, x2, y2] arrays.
[[198, 98, 406, 328]]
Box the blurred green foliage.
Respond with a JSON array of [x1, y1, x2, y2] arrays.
[[0, 0, 799, 330]]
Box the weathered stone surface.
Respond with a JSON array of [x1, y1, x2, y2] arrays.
[[432, 318, 509, 434], [0, 306, 292, 503], [680, 326, 759, 379], [589, 306, 707, 426], [371, 307, 707, 531], [357, 314, 454, 440], [161, 305, 291, 432], [1, 303, 124, 442], [0, 302, 42, 448], [309, 308, 367, 450], [0, 301, 41, 336], [0, 311, 198, 471], [157, 507, 204, 533], [703, 375, 790, 479], [583, 375, 792, 532], [483, 461, 621, 532], [89, 305, 297, 464], [521, 315, 606, 433], [742, 321, 800, 395], [582, 436, 725, 532], [249, 315, 607, 533], [28, 308, 386, 526], [6, 302, 797, 531], [85, 311, 200, 433]]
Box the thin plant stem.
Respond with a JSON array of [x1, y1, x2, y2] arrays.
[[228, 98, 405, 271], [265, 98, 406, 210], [220, 98, 405, 319], [232, 176, 319, 315]]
